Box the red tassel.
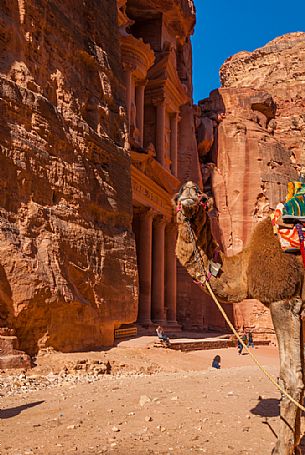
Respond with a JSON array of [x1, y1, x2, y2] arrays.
[[296, 223, 305, 268], [300, 241, 305, 268]]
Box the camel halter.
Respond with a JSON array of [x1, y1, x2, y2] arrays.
[[176, 196, 208, 224], [186, 219, 305, 413]]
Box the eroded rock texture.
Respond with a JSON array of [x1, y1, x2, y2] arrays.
[[0, 0, 137, 354], [220, 32, 305, 165], [199, 88, 297, 255]]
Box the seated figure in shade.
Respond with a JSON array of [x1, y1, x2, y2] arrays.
[[212, 355, 221, 369], [156, 326, 170, 347], [247, 331, 254, 348]]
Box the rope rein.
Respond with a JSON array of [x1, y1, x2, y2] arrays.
[[186, 219, 305, 413]]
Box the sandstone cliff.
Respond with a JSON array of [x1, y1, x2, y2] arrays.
[[198, 87, 297, 255], [220, 32, 305, 165], [0, 0, 138, 354]]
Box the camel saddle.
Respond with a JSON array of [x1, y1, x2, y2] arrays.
[[280, 218, 305, 266]]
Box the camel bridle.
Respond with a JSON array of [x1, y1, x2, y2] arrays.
[[176, 184, 208, 223]]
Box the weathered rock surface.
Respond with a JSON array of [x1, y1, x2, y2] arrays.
[[0, 0, 138, 354], [232, 300, 276, 341], [220, 32, 305, 164], [199, 87, 297, 255], [0, 328, 31, 369]]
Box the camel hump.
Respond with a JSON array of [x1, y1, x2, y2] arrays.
[[248, 218, 303, 303]]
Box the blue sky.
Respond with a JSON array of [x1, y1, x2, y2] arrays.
[[192, 1, 305, 102]]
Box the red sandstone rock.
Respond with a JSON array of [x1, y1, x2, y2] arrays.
[[232, 300, 276, 342], [220, 32, 305, 164], [197, 117, 214, 159], [199, 87, 297, 256], [0, 0, 138, 354], [0, 329, 31, 369]]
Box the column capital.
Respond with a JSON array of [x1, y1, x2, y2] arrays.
[[152, 96, 166, 107], [153, 214, 167, 227], [122, 62, 136, 73], [136, 79, 148, 87], [134, 207, 156, 219]]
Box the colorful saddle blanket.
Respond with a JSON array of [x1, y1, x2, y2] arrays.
[[272, 203, 301, 250], [283, 184, 305, 218], [271, 182, 305, 250]]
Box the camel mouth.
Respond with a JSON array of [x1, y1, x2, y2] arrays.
[[179, 198, 200, 218], [180, 197, 199, 207]]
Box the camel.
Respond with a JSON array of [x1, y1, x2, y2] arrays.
[[173, 181, 305, 455]]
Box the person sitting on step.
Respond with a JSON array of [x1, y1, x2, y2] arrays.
[[156, 326, 170, 347]]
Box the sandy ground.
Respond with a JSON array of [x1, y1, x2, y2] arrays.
[[0, 337, 304, 455]]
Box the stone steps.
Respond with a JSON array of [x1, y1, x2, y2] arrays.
[[0, 328, 32, 369], [136, 323, 182, 337]]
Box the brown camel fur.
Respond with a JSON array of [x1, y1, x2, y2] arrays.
[[174, 181, 305, 455]]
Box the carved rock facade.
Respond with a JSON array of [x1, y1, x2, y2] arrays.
[[119, 0, 204, 331]]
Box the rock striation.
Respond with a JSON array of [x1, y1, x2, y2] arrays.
[[220, 32, 305, 165], [198, 87, 297, 255], [0, 0, 138, 355]]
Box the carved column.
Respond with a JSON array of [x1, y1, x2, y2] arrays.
[[137, 209, 154, 325], [156, 101, 166, 167], [151, 215, 166, 323], [124, 68, 132, 131], [170, 112, 178, 177], [165, 223, 177, 324], [135, 83, 145, 147]]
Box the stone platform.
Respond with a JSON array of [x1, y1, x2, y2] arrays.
[[0, 328, 32, 369], [117, 331, 271, 352], [136, 323, 182, 337], [165, 338, 270, 352]]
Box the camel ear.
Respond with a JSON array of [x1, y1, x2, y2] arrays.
[[200, 193, 215, 211], [207, 196, 215, 211], [200, 193, 209, 203]]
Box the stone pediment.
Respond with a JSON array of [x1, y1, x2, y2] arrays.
[[131, 150, 180, 195], [146, 43, 190, 111]]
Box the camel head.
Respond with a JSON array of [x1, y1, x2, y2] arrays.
[[173, 181, 209, 222]]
